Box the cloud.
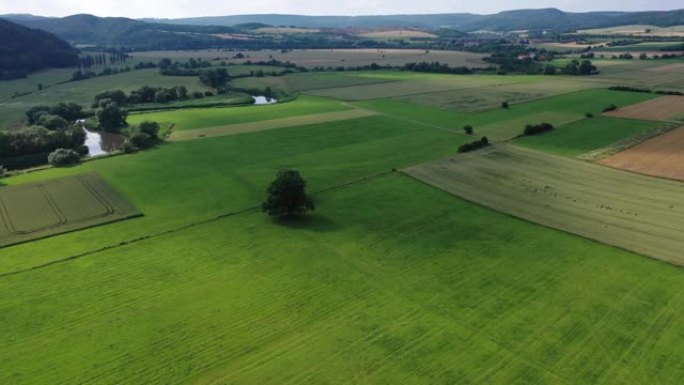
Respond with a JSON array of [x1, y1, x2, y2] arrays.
[[0, 0, 680, 18]]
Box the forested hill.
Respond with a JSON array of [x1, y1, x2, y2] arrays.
[[0, 18, 79, 80], [145, 8, 684, 31], [3, 14, 238, 50]]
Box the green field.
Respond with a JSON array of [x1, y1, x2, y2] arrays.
[[0, 173, 141, 247], [1, 113, 468, 274], [515, 117, 661, 157], [4, 173, 684, 384], [356, 89, 657, 140], [231, 71, 400, 92], [128, 95, 351, 130], [406, 144, 684, 265]]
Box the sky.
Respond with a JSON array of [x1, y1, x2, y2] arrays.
[[0, 0, 680, 19]]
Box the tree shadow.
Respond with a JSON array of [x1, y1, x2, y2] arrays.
[[274, 215, 343, 233]]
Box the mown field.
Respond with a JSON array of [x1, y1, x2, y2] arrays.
[[406, 144, 684, 265]]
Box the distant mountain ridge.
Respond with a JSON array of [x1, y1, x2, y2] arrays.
[[139, 8, 684, 31]]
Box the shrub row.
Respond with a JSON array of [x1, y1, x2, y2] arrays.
[[523, 123, 554, 136], [458, 137, 490, 153], [608, 86, 684, 96]]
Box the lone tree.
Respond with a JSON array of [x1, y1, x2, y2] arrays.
[[463, 125, 473, 135], [501, 101, 510, 109], [262, 169, 315, 218]]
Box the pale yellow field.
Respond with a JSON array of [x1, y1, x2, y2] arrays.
[[358, 30, 437, 39]]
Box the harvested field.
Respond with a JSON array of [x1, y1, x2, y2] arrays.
[[599, 125, 684, 181], [646, 63, 684, 73], [604, 95, 684, 122], [0, 173, 141, 247], [171, 109, 379, 140], [406, 144, 684, 266]]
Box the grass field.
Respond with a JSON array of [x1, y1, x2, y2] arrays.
[[4, 173, 684, 384], [0, 173, 140, 247], [356, 89, 657, 140], [515, 117, 660, 157], [230, 71, 400, 92], [128, 95, 350, 130], [170, 109, 379, 140], [600, 125, 684, 181], [406, 144, 684, 265], [0, 113, 468, 274], [358, 30, 438, 39]]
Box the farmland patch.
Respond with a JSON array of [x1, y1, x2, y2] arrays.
[[406, 144, 684, 265], [599, 125, 684, 181], [604, 95, 684, 122], [0, 173, 141, 247], [171, 109, 379, 140]]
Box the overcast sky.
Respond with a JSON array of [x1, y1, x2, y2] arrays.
[[0, 0, 680, 19]]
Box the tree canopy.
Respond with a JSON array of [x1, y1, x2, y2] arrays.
[[262, 170, 315, 219]]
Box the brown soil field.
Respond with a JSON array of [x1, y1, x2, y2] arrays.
[[359, 30, 437, 39], [604, 96, 684, 121], [599, 125, 684, 181]]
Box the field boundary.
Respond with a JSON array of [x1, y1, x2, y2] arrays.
[[170, 109, 380, 141]]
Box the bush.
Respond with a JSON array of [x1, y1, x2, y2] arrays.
[[47, 148, 80, 167], [523, 123, 554, 136], [501, 101, 510, 109], [585, 113, 594, 118], [121, 140, 139, 154], [463, 125, 474, 135], [603, 104, 618, 112], [458, 137, 490, 153]]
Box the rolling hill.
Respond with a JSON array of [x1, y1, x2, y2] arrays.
[[0, 18, 79, 80]]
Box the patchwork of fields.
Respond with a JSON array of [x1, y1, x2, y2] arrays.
[[406, 145, 684, 266], [2, 51, 684, 385], [0, 173, 140, 247]]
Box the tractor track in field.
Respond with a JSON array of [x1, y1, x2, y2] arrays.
[[0, 170, 394, 279]]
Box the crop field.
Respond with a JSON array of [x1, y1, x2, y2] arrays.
[[599, 125, 684, 181], [356, 89, 657, 140], [5, 173, 684, 384], [406, 144, 684, 265], [587, 59, 684, 90], [170, 109, 379, 140], [515, 117, 661, 157], [604, 95, 684, 122], [132, 49, 488, 69], [0, 173, 141, 247], [128, 95, 350, 130]]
